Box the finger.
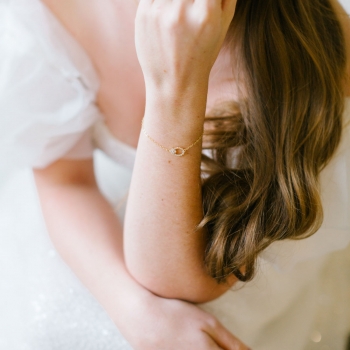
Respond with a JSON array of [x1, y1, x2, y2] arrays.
[[221, 0, 237, 22], [215, 328, 250, 350], [152, 0, 172, 3], [222, 0, 237, 10], [204, 319, 250, 350], [205, 335, 225, 350], [194, 0, 221, 12], [193, 1, 221, 24], [138, 0, 153, 11], [139, 0, 153, 4]]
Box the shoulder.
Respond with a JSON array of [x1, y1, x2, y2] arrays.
[[41, 0, 138, 73], [0, 0, 101, 173]]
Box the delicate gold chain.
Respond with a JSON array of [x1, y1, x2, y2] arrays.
[[141, 118, 203, 157]]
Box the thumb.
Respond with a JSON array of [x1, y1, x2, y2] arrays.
[[204, 318, 250, 350], [222, 0, 237, 24]]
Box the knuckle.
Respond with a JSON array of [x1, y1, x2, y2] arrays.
[[232, 340, 245, 350], [166, 10, 185, 28], [163, 17, 177, 32], [198, 10, 212, 25], [205, 315, 220, 330]]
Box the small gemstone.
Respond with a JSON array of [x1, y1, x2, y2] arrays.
[[169, 147, 185, 156]]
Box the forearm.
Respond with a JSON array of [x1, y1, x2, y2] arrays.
[[34, 164, 151, 328], [124, 84, 234, 302], [123, 0, 238, 302]]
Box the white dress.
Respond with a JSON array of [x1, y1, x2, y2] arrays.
[[1, 1, 350, 349]]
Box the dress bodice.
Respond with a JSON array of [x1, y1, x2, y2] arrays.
[[93, 121, 136, 171]]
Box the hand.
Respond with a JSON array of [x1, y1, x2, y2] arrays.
[[135, 0, 237, 90], [117, 290, 249, 350]]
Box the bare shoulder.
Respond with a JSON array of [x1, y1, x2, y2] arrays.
[[40, 0, 145, 148], [40, 0, 137, 68]]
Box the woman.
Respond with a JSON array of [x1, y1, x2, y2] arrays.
[[0, 0, 349, 349]]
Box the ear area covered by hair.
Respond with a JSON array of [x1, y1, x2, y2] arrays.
[[200, 0, 347, 283]]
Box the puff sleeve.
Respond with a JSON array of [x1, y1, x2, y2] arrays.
[[0, 0, 102, 180]]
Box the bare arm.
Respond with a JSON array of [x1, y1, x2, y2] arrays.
[[33, 159, 149, 325], [124, 0, 350, 302], [33, 158, 248, 350], [124, 0, 238, 303], [125, 87, 236, 303]]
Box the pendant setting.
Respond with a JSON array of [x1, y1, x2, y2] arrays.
[[169, 147, 186, 157]]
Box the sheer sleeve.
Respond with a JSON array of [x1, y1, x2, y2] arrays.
[[0, 0, 102, 180]]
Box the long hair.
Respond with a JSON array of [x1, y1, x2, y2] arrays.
[[199, 0, 347, 283]]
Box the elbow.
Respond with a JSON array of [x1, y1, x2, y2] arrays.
[[126, 260, 236, 304]]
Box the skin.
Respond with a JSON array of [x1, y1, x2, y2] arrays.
[[124, 0, 240, 301], [35, 0, 246, 349], [33, 0, 350, 348]]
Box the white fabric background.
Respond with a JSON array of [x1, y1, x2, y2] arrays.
[[339, 0, 350, 13]]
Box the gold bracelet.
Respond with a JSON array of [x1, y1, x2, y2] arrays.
[[141, 118, 203, 157]]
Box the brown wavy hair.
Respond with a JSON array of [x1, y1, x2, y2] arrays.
[[199, 0, 347, 283]]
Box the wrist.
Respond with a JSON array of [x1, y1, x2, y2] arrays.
[[141, 79, 208, 154], [145, 77, 209, 108], [108, 268, 154, 321], [144, 85, 208, 122]]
